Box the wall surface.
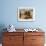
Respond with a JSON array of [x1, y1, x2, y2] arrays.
[[0, 0, 46, 31], [0, 0, 46, 30]]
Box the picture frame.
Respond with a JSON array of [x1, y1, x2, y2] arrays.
[[17, 7, 35, 21]]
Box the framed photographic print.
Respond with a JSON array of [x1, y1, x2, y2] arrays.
[[17, 7, 35, 21]]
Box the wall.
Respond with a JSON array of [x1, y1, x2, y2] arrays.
[[0, 0, 46, 30]]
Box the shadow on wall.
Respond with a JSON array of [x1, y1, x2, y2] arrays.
[[0, 24, 7, 43]]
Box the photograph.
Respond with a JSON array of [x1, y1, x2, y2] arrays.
[[18, 7, 35, 21]]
